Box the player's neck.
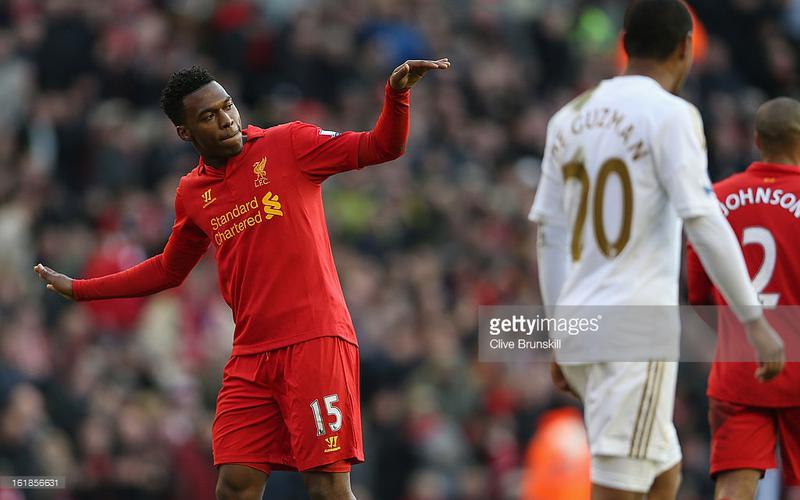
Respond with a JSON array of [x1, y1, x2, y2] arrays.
[[623, 60, 679, 94], [204, 156, 228, 170]]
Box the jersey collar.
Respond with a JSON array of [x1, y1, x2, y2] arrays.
[[198, 125, 266, 176], [747, 161, 800, 177]]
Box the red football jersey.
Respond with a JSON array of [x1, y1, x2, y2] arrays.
[[73, 84, 410, 355], [687, 162, 800, 406]]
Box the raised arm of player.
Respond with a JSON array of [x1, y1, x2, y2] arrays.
[[34, 187, 210, 301], [654, 103, 784, 380], [290, 59, 450, 183]]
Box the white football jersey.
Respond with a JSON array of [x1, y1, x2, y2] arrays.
[[530, 76, 719, 360]]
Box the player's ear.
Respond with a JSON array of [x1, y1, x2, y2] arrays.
[[679, 32, 693, 61], [176, 125, 192, 142], [754, 131, 763, 152]]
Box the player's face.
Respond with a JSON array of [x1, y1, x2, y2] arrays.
[[177, 81, 243, 161]]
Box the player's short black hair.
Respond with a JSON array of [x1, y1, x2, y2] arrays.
[[159, 66, 215, 125], [623, 0, 693, 61]]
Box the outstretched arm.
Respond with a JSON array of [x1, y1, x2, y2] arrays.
[[34, 188, 210, 301], [358, 59, 451, 164], [291, 58, 450, 182]]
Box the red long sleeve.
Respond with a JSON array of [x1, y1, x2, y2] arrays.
[[686, 242, 714, 305], [289, 83, 410, 182], [72, 189, 210, 301], [357, 83, 410, 165]]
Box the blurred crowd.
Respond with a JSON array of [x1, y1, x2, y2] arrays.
[[0, 0, 798, 499]]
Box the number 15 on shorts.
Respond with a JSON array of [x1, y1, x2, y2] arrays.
[[310, 394, 342, 436]]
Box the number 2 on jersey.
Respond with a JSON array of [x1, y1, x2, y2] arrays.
[[562, 157, 633, 261], [742, 226, 780, 308], [310, 394, 343, 436]]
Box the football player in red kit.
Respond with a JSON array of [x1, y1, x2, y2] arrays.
[[34, 59, 449, 500], [687, 97, 800, 500]]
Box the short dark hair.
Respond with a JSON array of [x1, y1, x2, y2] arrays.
[[159, 66, 215, 125], [623, 0, 693, 61]]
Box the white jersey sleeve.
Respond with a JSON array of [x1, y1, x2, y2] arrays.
[[529, 118, 567, 226], [652, 103, 718, 218]]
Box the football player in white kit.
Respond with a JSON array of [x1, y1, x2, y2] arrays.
[[529, 1, 785, 498]]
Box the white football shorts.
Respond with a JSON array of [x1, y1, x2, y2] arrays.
[[559, 361, 682, 492]]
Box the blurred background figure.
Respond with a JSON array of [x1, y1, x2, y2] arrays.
[[521, 407, 590, 500], [1, 0, 798, 498]]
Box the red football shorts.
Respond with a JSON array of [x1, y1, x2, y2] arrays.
[[709, 398, 800, 485], [212, 336, 363, 474]]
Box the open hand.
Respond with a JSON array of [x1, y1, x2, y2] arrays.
[[389, 58, 450, 90], [34, 263, 74, 300]]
